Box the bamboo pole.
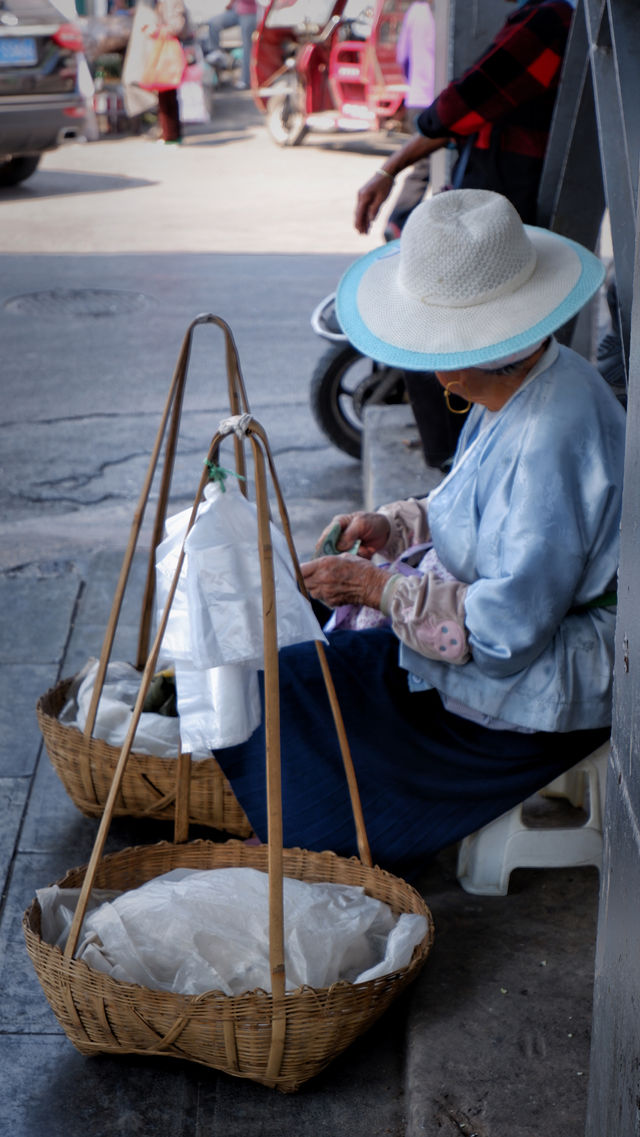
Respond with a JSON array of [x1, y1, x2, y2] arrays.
[[261, 435, 372, 866], [136, 327, 194, 669], [174, 749, 192, 844], [83, 330, 188, 740], [250, 431, 287, 1082]]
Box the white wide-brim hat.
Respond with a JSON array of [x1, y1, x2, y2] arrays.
[[336, 189, 605, 371]]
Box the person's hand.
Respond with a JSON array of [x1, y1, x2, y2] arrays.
[[315, 512, 391, 560], [355, 172, 394, 235], [354, 137, 449, 234], [301, 554, 391, 609]]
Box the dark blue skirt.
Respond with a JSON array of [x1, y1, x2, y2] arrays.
[[216, 628, 609, 878]]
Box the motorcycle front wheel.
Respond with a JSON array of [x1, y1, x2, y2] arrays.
[[266, 81, 308, 147], [310, 342, 406, 459]]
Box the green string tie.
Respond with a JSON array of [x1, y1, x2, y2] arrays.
[[205, 461, 246, 492]]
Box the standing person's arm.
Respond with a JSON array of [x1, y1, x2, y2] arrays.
[[354, 134, 447, 234], [416, 1, 571, 143]]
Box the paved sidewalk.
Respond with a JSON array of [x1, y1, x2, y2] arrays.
[[0, 407, 603, 1137]]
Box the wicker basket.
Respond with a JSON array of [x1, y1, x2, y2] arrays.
[[37, 676, 251, 835], [25, 343, 435, 1091], [23, 839, 434, 1092], [37, 316, 255, 837]]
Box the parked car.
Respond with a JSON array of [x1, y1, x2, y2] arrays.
[[0, 0, 88, 187]]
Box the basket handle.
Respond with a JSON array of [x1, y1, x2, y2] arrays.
[[82, 316, 251, 744]]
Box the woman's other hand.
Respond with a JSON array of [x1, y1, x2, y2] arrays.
[[301, 554, 391, 610], [315, 512, 391, 559]]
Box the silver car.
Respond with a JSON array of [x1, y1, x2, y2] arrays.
[[0, 0, 88, 186]]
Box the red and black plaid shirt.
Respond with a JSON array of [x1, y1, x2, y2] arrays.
[[417, 0, 573, 160]]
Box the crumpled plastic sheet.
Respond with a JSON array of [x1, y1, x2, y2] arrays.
[[38, 867, 428, 995], [58, 659, 209, 761]]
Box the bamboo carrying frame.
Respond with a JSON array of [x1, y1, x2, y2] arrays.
[[36, 317, 255, 835], [24, 316, 434, 1091]]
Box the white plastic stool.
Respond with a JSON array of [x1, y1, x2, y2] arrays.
[[456, 742, 610, 896]]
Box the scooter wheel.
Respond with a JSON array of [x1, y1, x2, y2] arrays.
[[266, 82, 308, 147], [310, 342, 406, 460]]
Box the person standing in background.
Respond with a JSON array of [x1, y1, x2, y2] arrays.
[[384, 0, 436, 240], [155, 0, 191, 142], [357, 0, 575, 235], [122, 0, 191, 142], [206, 0, 258, 90]]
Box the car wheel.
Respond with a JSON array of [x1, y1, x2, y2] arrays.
[[0, 155, 41, 187]]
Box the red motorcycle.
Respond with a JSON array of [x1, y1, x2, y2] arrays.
[[250, 0, 412, 146]]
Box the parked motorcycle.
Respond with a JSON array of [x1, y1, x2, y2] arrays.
[[310, 292, 407, 459]]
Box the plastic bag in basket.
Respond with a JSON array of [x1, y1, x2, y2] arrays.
[[155, 479, 326, 752]]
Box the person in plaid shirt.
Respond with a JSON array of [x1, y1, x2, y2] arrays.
[[356, 0, 575, 233]]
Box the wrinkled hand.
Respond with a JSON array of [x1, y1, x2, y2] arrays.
[[315, 512, 391, 560], [355, 173, 394, 235], [301, 554, 391, 610]]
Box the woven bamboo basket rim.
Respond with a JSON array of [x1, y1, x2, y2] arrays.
[[37, 676, 252, 834], [24, 840, 434, 1091], [25, 838, 435, 995]]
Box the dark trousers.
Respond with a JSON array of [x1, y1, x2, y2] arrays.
[[216, 628, 609, 879], [157, 88, 181, 142]]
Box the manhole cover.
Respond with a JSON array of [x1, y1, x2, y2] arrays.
[[4, 289, 151, 318]]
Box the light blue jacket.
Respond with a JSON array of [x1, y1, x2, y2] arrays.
[[403, 340, 626, 732]]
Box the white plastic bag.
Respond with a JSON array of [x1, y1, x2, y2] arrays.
[[154, 487, 261, 749], [173, 658, 261, 751], [182, 479, 326, 669], [40, 867, 428, 995], [154, 479, 326, 751]]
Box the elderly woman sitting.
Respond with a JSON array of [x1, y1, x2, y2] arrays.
[[216, 189, 626, 878]]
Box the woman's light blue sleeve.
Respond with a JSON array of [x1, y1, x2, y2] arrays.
[[464, 439, 619, 678]]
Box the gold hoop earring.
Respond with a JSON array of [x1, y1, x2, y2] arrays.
[[443, 384, 471, 414]]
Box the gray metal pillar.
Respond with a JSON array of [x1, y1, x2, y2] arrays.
[[543, 2, 640, 1134], [479, 2, 640, 1130], [586, 190, 640, 1137]]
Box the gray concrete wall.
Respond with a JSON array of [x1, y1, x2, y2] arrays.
[[430, 0, 508, 190]]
